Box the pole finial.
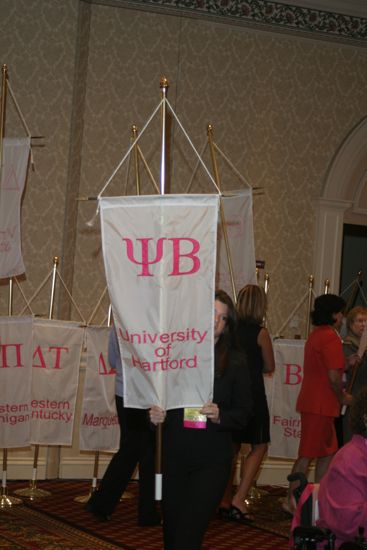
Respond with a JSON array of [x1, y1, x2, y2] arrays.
[[207, 124, 213, 135], [160, 77, 169, 91], [53, 256, 59, 265]]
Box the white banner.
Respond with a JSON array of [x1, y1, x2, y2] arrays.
[[216, 189, 256, 297], [31, 319, 84, 445], [0, 316, 33, 448], [267, 339, 305, 459], [0, 137, 30, 278], [80, 327, 119, 451], [100, 194, 219, 410]]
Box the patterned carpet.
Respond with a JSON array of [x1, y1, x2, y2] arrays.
[[0, 480, 292, 549]]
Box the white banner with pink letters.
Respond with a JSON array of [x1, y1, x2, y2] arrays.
[[216, 189, 257, 297], [0, 316, 33, 448], [31, 319, 84, 445], [79, 326, 119, 451], [0, 137, 30, 279], [100, 194, 219, 410], [267, 339, 305, 459]]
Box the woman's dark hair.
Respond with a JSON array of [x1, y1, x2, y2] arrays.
[[311, 294, 345, 326], [215, 289, 237, 376], [350, 388, 367, 437]]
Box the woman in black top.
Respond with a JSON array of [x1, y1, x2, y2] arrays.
[[150, 290, 252, 550], [221, 284, 275, 522]]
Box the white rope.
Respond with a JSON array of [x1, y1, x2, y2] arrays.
[[213, 142, 251, 189], [275, 288, 316, 337], [165, 98, 221, 195], [18, 269, 54, 316], [86, 99, 164, 227], [7, 81, 34, 169], [56, 271, 86, 324], [87, 286, 108, 325], [13, 277, 35, 315], [97, 99, 164, 200], [184, 140, 208, 194]]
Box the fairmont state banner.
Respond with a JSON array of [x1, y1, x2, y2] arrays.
[[100, 194, 219, 410]]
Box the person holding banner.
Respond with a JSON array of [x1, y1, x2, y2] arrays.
[[149, 290, 252, 550], [86, 327, 159, 526], [221, 284, 275, 523], [342, 306, 367, 443], [286, 294, 358, 514]]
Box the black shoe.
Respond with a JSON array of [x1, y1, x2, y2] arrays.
[[85, 500, 112, 522]]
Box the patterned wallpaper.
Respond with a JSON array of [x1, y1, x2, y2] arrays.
[[1, 0, 367, 335]]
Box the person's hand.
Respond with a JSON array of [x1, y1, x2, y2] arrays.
[[345, 353, 361, 370], [200, 401, 220, 424], [342, 392, 354, 407], [149, 405, 166, 425]]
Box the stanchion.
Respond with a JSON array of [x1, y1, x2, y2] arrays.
[[74, 451, 100, 503], [0, 449, 22, 508], [14, 445, 51, 499], [14, 257, 59, 500]]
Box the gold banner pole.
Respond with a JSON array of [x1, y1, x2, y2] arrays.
[[132, 125, 141, 195], [0, 64, 8, 185], [1, 277, 23, 508], [154, 77, 169, 502], [306, 275, 314, 338], [15, 258, 59, 499], [324, 279, 330, 295], [207, 124, 237, 304]]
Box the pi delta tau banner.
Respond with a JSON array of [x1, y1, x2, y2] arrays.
[[80, 326, 119, 452], [31, 319, 84, 445], [100, 194, 219, 410], [0, 137, 30, 279], [0, 316, 33, 448]]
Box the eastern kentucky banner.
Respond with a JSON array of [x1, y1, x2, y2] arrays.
[[0, 137, 30, 278], [0, 316, 33, 448], [80, 326, 119, 451], [267, 339, 305, 459], [100, 194, 219, 410], [216, 189, 256, 297], [31, 319, 84, 445]]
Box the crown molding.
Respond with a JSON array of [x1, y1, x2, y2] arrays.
[[88, 0, 367, 44]]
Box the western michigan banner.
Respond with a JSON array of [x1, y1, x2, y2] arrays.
[[216, 189, 256, 297], [80, 326, 119, 452], [0, 137, 30, 279], [267, 339, 305, 459], [31, 319, 84, 445], [0, 316, 33, 448], [100, 194, 219, 410]]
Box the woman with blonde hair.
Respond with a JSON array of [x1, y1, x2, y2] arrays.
[[220, 284, 275, 522]]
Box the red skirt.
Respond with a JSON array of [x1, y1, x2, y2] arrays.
[[298, 412, 338, 458]]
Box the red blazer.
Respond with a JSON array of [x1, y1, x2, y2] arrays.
[[296, 325, 344, 417]]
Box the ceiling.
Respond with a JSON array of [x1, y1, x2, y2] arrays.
[[275, 0, 367, 18]]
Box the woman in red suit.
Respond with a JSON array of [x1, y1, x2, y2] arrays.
[[286, 293, 359, 513]]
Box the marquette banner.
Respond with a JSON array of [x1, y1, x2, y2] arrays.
[[0, 137, 30, 278], [80, 327, 119, 452], [100, 194, 219, 410], [267, 339, 305, 459], [0, 316, 33, 448], [31, 319, 84, 445], [216, 189, 256, 297]]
